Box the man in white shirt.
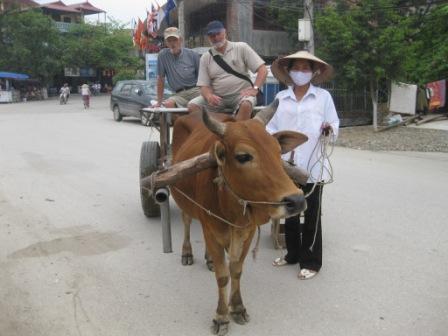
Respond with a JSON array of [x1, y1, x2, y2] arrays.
[[268, 51, 339, 280]]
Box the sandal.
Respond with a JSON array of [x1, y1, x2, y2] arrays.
[[298, 268, 317, 280], [272, 257, 288, 267]]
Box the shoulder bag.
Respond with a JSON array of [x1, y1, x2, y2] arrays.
[[209, 50, 264, 106]]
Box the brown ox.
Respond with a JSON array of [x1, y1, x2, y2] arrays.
[[171, 101, 307, 335]]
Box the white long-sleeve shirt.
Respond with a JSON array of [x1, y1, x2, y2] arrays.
[[266, 85, 339, 183]]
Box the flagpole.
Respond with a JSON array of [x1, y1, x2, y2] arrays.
[[177, 0, 185, 46]]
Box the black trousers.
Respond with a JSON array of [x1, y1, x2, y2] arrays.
[[284, 183, 323, 271]]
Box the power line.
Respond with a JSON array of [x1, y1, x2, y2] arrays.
[[216, 0, 448, 13], [238, 0, 297, 32]]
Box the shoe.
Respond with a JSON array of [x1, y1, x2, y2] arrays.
[[272, 257, 288, 267], [298, 268, 317, 280]]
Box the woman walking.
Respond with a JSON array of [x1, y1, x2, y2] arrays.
[[81, 83, 91, 108]]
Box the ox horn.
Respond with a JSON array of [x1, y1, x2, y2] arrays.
[[254, 99, 279, 125], [202, 106, 226, 137]]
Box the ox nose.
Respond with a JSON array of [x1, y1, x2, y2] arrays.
[[282, 194, 307, 215]]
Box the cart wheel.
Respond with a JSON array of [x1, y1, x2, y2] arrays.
[[140, 141, 161, 217], [140, 110, 154, 126]]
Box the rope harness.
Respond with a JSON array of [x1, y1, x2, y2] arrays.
[[146, 152, 303, 259], [169, 164, 293, 259], [144, 130, 335, 260]]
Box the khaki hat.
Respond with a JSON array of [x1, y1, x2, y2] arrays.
[[271, 50, 334, 85], [163, 27, 180, 40]]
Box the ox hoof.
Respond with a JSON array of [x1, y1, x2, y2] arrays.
[[206, 260, 215, 272], [230, 309, 250, 325], [181, 254, 194, 266], [211, 319, 229, 336]]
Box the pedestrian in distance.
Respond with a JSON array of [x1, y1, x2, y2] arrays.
[[152, 27, 201, 109], [187, 20, 268, 120], [81, 83, 91, 109], [267, 50, 339, 280]]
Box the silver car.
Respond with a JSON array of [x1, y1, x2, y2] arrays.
[[110, 80, 172, 125]]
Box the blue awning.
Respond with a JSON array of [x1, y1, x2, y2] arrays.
[[0, 72, 30, 80]]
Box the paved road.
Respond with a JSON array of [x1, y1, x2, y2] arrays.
[[1, 96, 447, 336]]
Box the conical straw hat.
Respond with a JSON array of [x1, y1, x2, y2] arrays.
[[271, 50, 334, 85]]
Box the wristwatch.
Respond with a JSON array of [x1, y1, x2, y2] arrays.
[[254, 86, 259, 91]]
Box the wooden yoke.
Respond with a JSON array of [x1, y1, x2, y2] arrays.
[[140, 152, 309, 192]]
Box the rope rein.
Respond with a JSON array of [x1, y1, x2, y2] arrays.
[[170, 185, 262, 259], [276, 130, 335, 256], [307, 131, 335, 251], [170, 185, 250, 229]]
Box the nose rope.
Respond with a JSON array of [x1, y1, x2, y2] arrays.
[[216, 166, 291, 211]]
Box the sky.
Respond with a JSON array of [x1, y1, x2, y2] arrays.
[[34, 0, 167, 27]]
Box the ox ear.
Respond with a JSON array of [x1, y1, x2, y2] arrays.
[[272, 131, 308, 154], [213, 141, 226, 166]]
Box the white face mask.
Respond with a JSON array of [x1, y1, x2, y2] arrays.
[[289, 71, 313, 86]]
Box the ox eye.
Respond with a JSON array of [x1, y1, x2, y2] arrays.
[[235, 153, 253, 164]]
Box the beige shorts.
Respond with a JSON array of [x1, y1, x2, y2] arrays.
[[166, 87, 201, 108], [188, 92, 256, 114]]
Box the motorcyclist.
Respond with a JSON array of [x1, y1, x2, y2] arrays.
[[59, 83, 70, 104]]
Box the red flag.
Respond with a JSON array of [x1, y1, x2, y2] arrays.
[[133, 18, 144, 47], [140, 34, 149, 51]]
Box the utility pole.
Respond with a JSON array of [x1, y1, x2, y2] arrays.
[[177, 0, 185, 46], [303, 0, 314, 54]]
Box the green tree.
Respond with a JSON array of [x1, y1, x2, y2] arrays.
[[268, 1, 301, 36], [61, 20, 141, 81], [403, 3, 448, 84], [269, 0, 444, 127], [314, 0, 415, 128], [0, 9, 62, 83]]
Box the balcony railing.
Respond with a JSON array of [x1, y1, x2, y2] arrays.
[[54, 21, 78, 33]]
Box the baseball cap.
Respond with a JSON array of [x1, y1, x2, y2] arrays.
[[206, 20, 225, 35], [164, 27, 180, 40]]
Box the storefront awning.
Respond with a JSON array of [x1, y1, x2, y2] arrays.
[[0, 72, 30, 80]]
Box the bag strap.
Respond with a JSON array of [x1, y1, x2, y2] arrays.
[[209, 49, 254, 87]]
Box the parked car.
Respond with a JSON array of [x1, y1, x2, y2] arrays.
[[110, 80, 172, 125]]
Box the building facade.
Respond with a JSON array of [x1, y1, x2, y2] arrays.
[[174, 0, 297, 61]]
